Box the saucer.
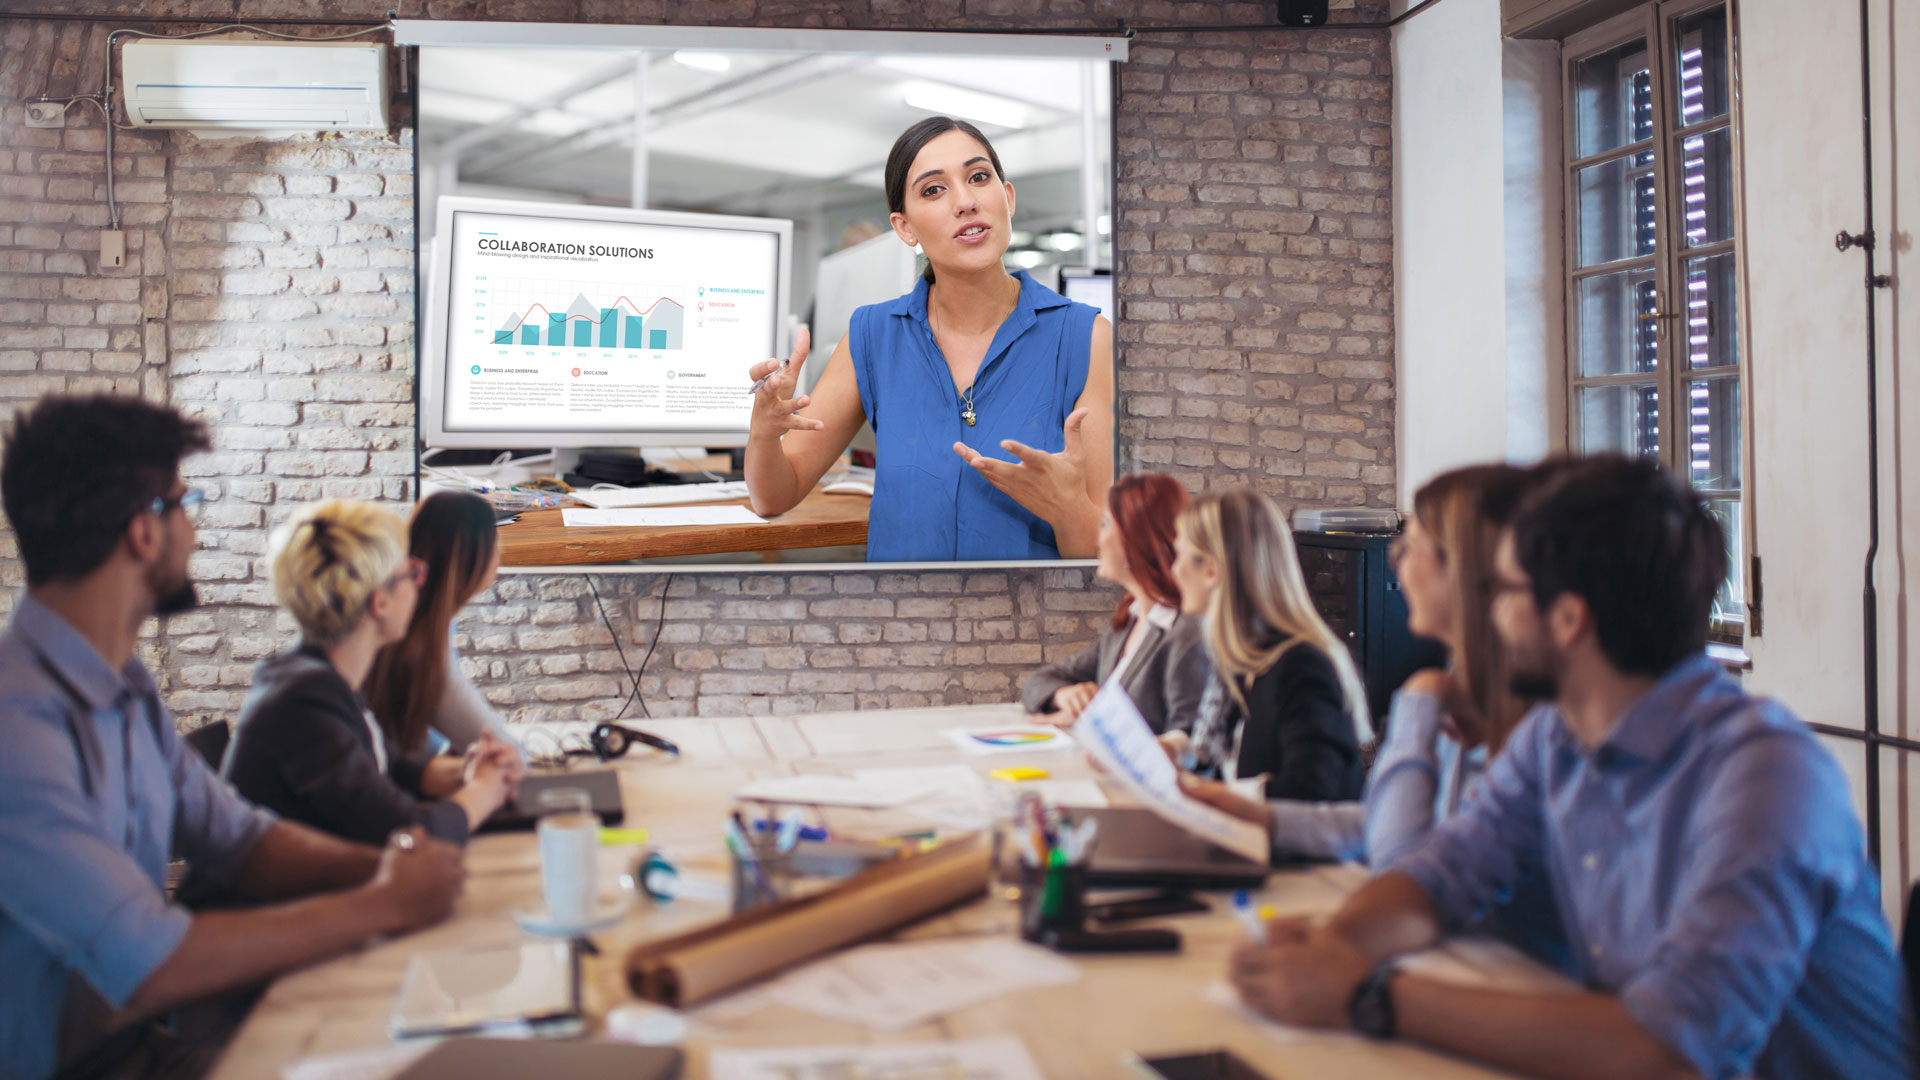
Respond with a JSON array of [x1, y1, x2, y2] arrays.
[[513, 895, 630, 938]]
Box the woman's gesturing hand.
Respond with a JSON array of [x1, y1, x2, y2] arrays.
[[953, 406, 1092, 526], [747, 327, 821, 441]]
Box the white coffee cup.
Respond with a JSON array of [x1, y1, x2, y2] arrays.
[[536, 788, 599, 926]]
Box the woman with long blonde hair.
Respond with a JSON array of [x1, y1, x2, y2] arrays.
[[1163, 489, 1369, 801]]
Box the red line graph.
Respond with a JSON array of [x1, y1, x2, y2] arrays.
[[501, 294, 685, 330]]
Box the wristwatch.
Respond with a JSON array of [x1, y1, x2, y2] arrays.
[[1347, 964, 1399, 1039]]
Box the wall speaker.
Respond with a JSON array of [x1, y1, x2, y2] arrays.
[[1276, 0, 1331, 25]]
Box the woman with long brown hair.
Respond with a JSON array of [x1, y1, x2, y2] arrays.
[[1163, 489, 1371, 801], [1183, 462, 1561, 867], [365, 491, 518, 766], [1021, 472, 1211, 733]]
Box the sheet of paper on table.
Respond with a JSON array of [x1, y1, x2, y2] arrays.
[[708, 1035, 1046, 1080], [753, 937, 1081, 1031], [853, 764, 991, 831], [560, 506, 766, 528], [1075, 679, 1270, 865], [736, 766, 959, 808], [940, 724, 1076, 756]]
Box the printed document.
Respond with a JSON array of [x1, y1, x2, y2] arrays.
[[1075, 679, 1269, 864]]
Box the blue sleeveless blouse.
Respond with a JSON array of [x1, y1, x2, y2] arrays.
[[848, 269, 1099, 562]]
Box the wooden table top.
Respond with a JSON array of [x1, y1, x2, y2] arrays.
[[210, 703, 1565, 1080], [498, 486, 869, 567]]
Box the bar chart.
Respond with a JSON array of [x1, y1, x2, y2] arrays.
[[489, 279, 687, 351]]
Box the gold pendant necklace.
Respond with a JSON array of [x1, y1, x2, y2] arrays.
[[932, 284, 1016, 429]]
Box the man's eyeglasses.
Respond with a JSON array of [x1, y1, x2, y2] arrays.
[[150, 488, 206, 521]]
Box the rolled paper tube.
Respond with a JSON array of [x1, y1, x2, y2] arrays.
[[623, 833, 989, 1008]]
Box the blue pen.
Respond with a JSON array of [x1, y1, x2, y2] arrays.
[[751, 818, 829, 844], [1232, 890, 1268, 946]]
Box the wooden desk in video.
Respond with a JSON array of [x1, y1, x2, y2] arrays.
[[497, 484, 869, 566]]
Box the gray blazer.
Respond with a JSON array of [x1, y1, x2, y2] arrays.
[[1021, 607, 1213, 734]]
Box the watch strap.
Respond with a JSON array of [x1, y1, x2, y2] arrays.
[[1347, 963, 1399, 1039]]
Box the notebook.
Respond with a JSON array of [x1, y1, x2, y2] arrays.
[[390, 942, 580, 1040]]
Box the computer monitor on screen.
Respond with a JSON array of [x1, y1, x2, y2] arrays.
[[1059, 269, 1113, 324], [422, 196, 793, 449]]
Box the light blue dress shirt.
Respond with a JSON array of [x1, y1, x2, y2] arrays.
[[0, 594, 275, 1080], [1268, 690, 1573, 974], [1395, 655, 1914, 1079], [848, 269, 1099, 562]]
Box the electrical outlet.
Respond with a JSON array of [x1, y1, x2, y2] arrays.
[[24, 102, 66, 129], [100, 230, 125, 269]]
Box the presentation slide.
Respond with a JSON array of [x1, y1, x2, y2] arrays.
[[441, 209, 781, 434]]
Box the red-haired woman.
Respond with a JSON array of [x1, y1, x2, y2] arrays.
[[1022, 472, 1211, 733]]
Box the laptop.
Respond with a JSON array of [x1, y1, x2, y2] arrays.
[[1069, 806, 1270, 890], [477, 769, 625, 834]]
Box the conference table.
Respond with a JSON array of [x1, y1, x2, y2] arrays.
[[209, 703, 1568, 1080]]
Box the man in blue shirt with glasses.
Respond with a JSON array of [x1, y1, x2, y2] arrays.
[[0, 395, 467, 1080], [1227, 455, 1913, 1079]]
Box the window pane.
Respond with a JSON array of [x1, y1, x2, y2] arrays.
[[1673, 126, 1734, 249], [1574, 37, 1654, 159], [1576, 151, 1658, 266], [1680, 251, 1738, 369], [1671, 5, 1731, 128], [1685, 377, 1740, 490], [1704, 497, 1744, 634], [1576, 265, 1661, 377], [1580, 383, 1660, 458]]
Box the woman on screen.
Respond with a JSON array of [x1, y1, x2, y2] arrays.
[[743, 116, 1115, 562]]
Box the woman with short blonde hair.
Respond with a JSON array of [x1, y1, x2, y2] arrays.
[[1164, 489, 1369, 801], [220, 499, 518, 850]]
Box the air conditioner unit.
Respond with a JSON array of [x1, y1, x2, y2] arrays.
[[121, 40, 389, 131]]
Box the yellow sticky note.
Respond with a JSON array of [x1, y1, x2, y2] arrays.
[[990, 767, 1051, 782], [599, 827, 651, 846], [1257, 905, 1278, 921]]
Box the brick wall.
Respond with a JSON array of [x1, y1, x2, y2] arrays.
[[0, 2, 1393, 728]]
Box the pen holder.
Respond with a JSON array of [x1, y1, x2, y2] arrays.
[[729, 846, 796, 914], [1018, 860, 1087, 942]]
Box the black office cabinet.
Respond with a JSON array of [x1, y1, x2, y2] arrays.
[[1293, 532, 1446, 734]]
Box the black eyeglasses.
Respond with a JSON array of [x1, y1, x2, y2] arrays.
[[150, 488, 206, 521]]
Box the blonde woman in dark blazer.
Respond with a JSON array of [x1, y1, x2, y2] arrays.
[[1023, 472, 1212, 734], [1163, 489, 1371, 801]]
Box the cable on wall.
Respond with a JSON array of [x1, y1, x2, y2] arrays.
[[586, 573, 674, 724]]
